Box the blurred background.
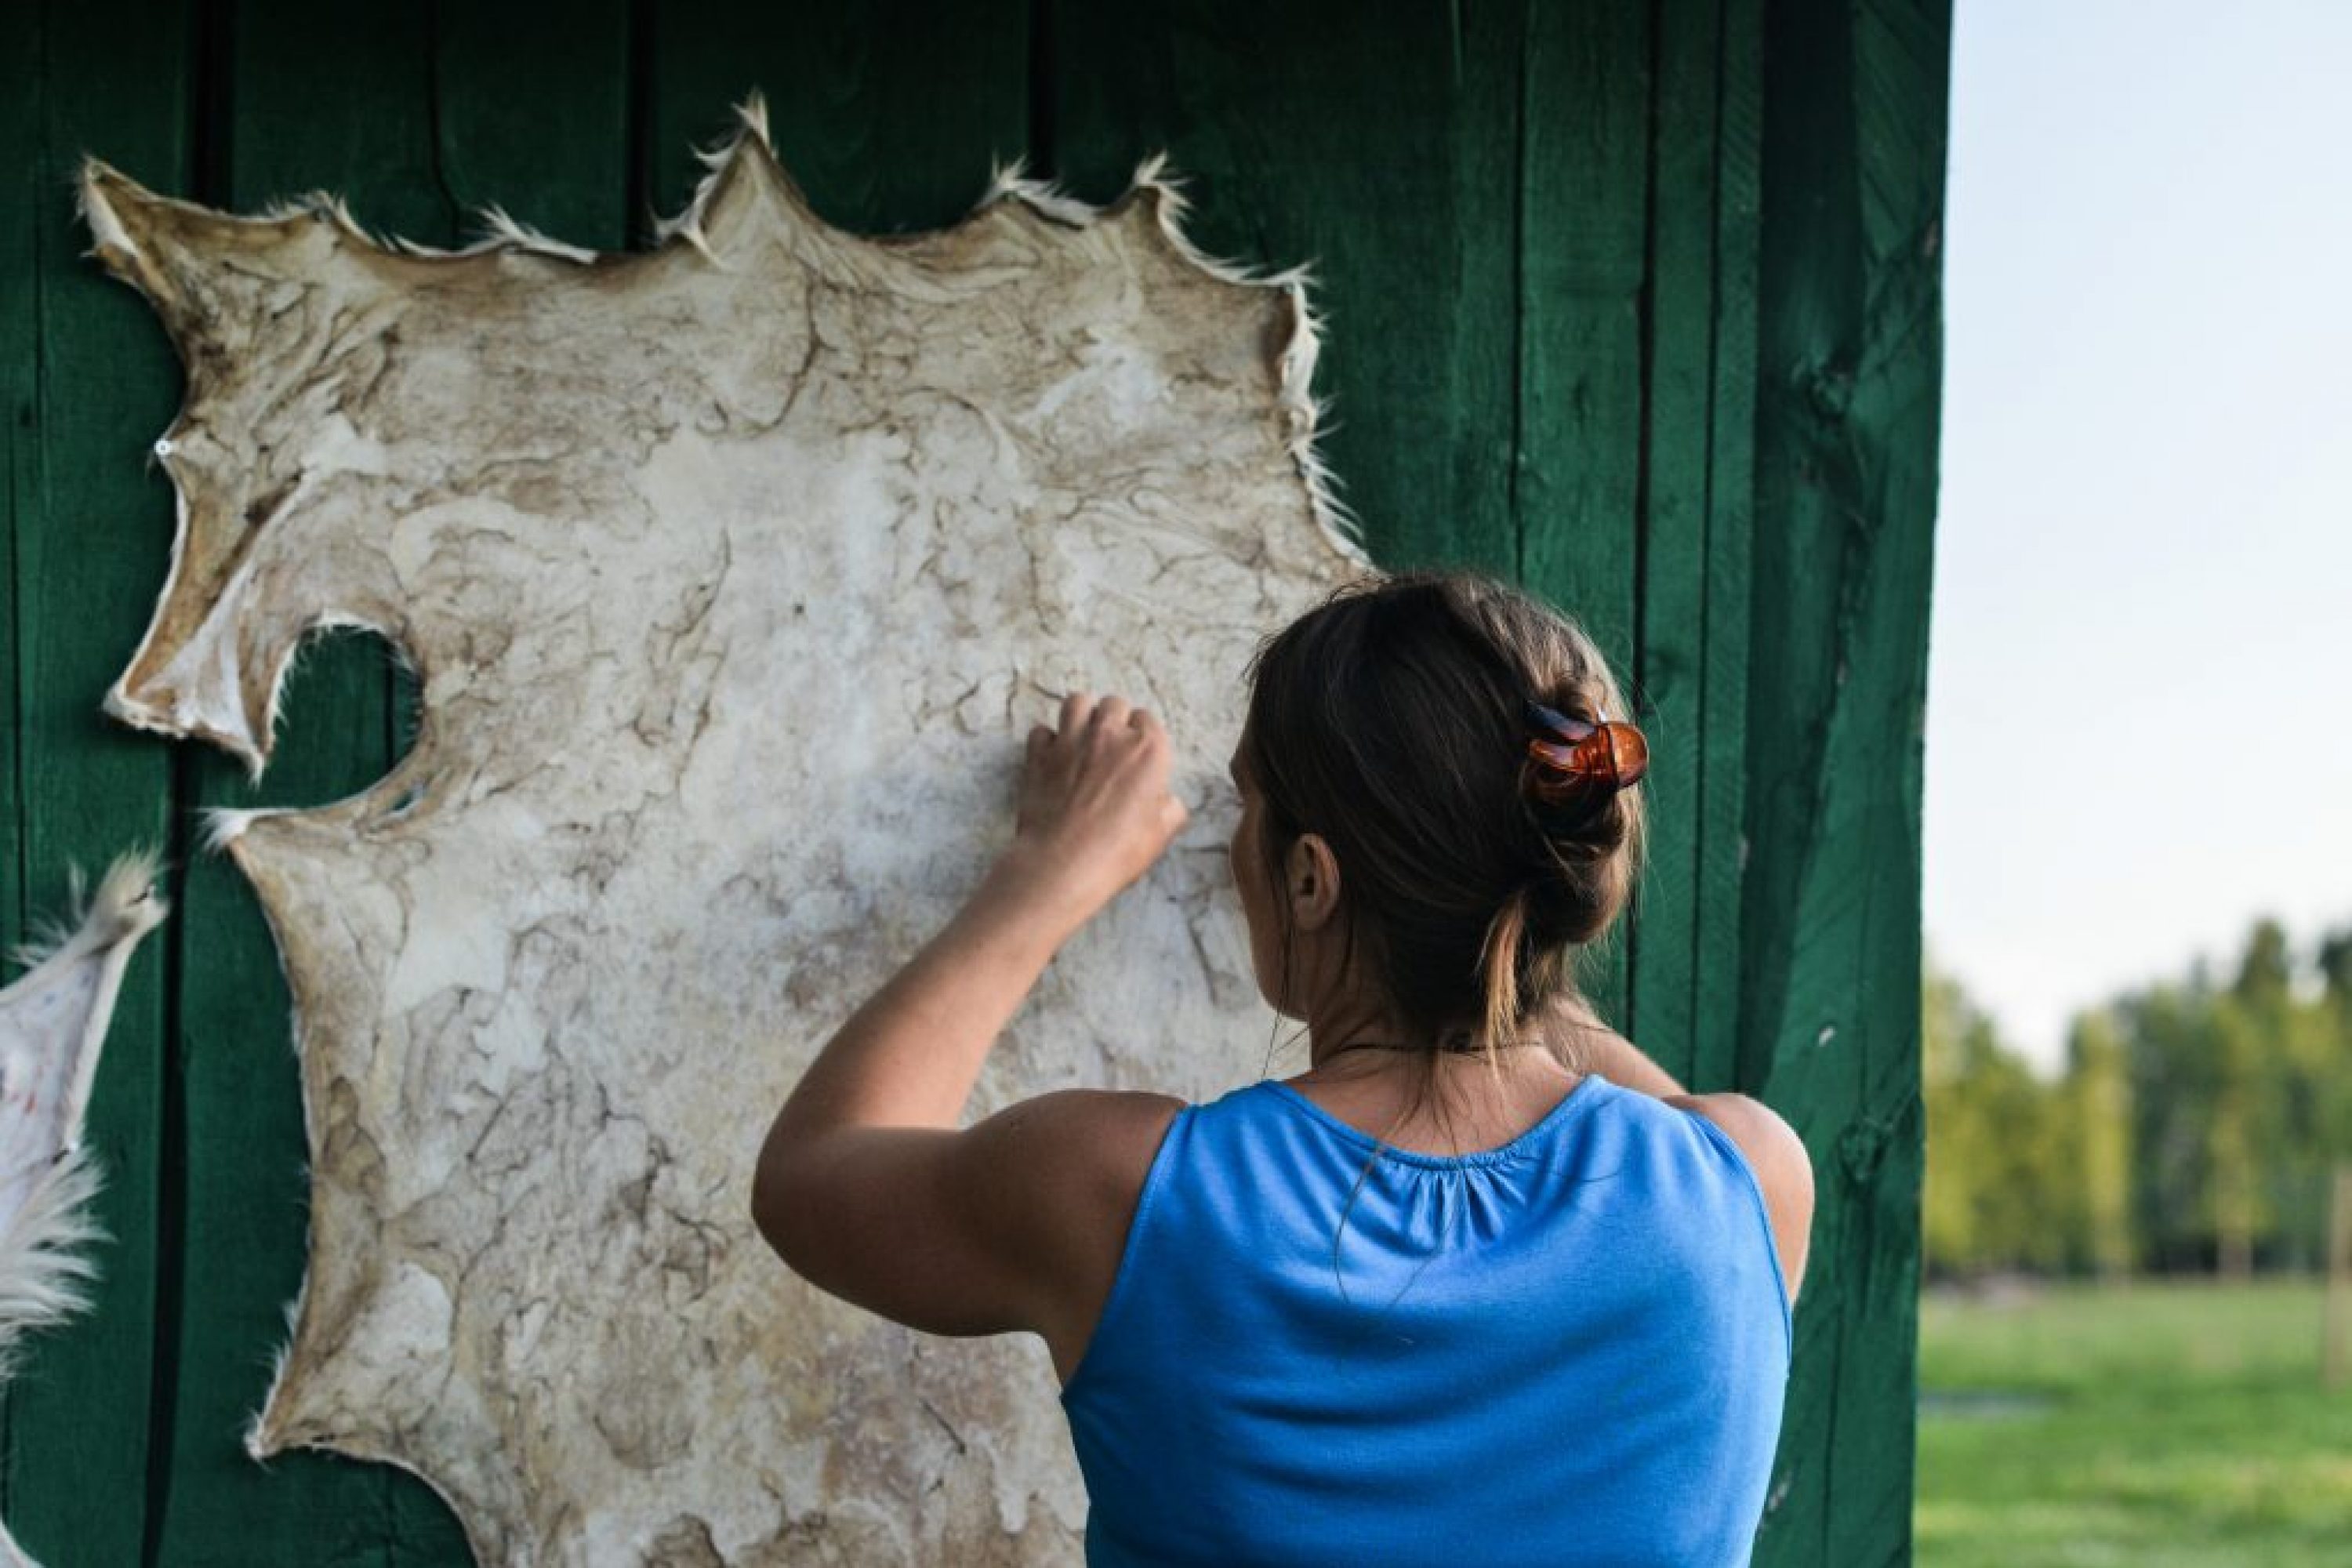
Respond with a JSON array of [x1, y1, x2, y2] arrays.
[[1918, 2, 2352, 1562]]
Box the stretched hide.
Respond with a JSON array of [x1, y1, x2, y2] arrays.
[[79, 96, 1359, 1563], [0, 855, 168, 1568]]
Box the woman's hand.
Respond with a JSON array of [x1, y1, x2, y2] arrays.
[[752, 693, 1192, 1359], [1002, 692, 1189, 927]]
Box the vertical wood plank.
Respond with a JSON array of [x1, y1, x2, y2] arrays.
[[1693, 0, 1761, 1102], [151, 1, 458, 1558], [1517, 0, 1651, 1027], [1698, 0, 1778, 1541], [1, 2, 186, 1561], [1047, 0, 1521, 576], [1742, 0, 1947, 1561], [1630, 0, 1724, 1089], [0, 0, 31, 972]]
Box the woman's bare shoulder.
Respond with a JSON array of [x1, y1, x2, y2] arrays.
[[964, 1087, 1186, 1378], [972, 1087, 1186, 1218], [986, 1087, 1185, 1146], [1662, 1091, 1815, 1303]]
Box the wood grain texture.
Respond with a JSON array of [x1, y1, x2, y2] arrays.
[[0, 3, 182, 1563], [1743, 0, 1947, 1562], [1517, 0, 1650, 1029], [0, 0, 28, 998], [1624, 0, 1763, 1091], [1696, 0, 1762, 1102], [1630, 0, 1719, 1086]]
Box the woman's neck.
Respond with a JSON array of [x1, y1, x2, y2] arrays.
[[1301, 991, 1415, 1069], [1298, 985, 1595, 1079]]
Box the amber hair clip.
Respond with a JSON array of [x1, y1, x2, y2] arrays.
[[1522, 699, 1650, 818]]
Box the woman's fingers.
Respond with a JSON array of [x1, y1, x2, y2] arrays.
[[1086, 694, 1131, 740], [1050, 691, 1159, 763], [1040, 693, 1172, 786], [1021, 690, 1179, 849]]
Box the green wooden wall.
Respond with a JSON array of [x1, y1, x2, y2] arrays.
[[0, 1, 1948, 1561]]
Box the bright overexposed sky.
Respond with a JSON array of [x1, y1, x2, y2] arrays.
[[1927, 2, 2352, 1072]]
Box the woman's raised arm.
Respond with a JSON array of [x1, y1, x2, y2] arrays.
[[748, 695, 1185, 1359]]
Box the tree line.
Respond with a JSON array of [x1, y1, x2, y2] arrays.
[[1923, 917, 2352, 1279]]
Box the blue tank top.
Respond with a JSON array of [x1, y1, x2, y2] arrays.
[[1061, 1073, 1792, 1566]]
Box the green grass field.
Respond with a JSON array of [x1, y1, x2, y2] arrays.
[[1915, 1279, 2352, 1566]]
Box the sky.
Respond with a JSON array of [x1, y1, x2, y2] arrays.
[[1926, 2, 2352, 1072]]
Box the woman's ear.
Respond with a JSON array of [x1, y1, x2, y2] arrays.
[[1287, 833, 1342, 932]]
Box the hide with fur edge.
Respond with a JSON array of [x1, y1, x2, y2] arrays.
[[78, 96, 1359, 1563]]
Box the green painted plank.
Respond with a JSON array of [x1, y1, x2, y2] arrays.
[[150, 2, 458, 1559], [0, 0, 32, 967], [434, 0, 635, 252], [1437, 1, 1533, 581], [1741, 0, 1947, 1561], [1690, 20, 1777, 1544], [1, 2, 186, 1562], [1824, 6, 1944, 1560], [650, 0, 1029, 236], [1693, 0, 1761, 1102], [1630, 0, 1726, 1090], [1515, 0, 1651, 1029], [0, 0, 39, 1534], [0, 0, 38, 1043], [1048, 0, 1520, 576]]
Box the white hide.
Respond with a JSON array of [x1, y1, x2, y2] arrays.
[[0, 855, 168, 1568], [78, 96, 1362, 1564]]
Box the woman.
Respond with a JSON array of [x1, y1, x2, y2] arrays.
[[753, 572, 1813, 1565]]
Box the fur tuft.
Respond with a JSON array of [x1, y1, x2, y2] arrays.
[[7, 851, 166, 976], [200, 808, 267, 854], [244, 1283, 308, 1461], [0, 1149, 107, 1381], [74, 161, 143, 270], [474, 205, 601, 266], [650, 103, 768, 274], [733, 89, 774, 150], [978, 159, 1102, 229], [634, 88, 807, 276]]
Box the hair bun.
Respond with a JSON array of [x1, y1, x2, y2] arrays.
[[1521, 699, 1650, 826]]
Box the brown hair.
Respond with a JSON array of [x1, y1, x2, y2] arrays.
[[1242, 572, 1646, 1068]]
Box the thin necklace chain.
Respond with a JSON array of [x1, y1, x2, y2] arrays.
[[1316, 1037, 1549, 1065]]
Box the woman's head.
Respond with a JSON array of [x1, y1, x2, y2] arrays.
[[1236, 572, 1645, 1062]]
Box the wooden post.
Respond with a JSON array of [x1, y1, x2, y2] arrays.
[[2325, 1164, 2352, 1391]]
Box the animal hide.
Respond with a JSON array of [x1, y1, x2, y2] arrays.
[[78, 96, 1360, 1563], [0, 855, 168, 1568]]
